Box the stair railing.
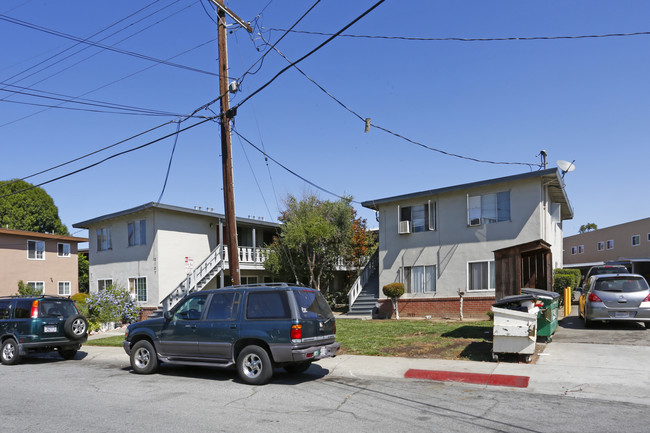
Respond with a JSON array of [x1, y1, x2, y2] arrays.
[[347, 249, 379, 310]]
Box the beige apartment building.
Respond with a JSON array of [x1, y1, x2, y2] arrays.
[[0, 228, 87, 297], [564, 217, 650, 280]]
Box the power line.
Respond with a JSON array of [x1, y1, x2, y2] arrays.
[[265, 28, 650, 42], [157, 120, 182, 203]]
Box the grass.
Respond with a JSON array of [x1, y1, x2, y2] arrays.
[[84, 319, 494, 361]]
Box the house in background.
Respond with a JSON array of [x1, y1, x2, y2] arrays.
[[563, 217, 650, 282], [0, 228, 87, 297], [73, 202, 281, 318], [351, 168, 573, 319]]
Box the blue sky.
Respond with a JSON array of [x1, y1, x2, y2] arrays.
[[1, 0, 649, 238]]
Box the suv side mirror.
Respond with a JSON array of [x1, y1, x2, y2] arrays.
[[163, 310, 173, 321]]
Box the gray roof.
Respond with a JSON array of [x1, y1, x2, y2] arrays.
[[361, 168, 573, 220], [73, 202, 280, 229]]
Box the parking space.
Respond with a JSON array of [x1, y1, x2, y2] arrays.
[[552, 307, 650, 346]]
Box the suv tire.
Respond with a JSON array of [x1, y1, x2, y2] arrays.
[[237, 345, 273, 385], [1, 339, 21, 365], [64, 314, 88, 340], [131, 340, 158, 374], [283, 361, 312, 374]]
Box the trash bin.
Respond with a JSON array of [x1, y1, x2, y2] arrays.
[[521, 288, 560, 342], [491, 294, 538, 363]]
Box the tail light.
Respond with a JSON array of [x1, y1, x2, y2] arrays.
[[31, 300, 39, 318], [642, 293, 650, 302], [290, 324, 302, 340], [334, 322, 336, 335], [588, 293, 603, 303]]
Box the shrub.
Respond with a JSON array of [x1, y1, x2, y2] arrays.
[[86, 284, 141, 325], [382, 283, 405, 320], [325, 291, 348, 309], [553, 268, 581, 300], [71, 293, 90, 317], [16, 280, 43, 297]]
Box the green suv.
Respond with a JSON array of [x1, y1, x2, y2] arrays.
[[123, 284, 341, 385], [0, 296, 88, 365]]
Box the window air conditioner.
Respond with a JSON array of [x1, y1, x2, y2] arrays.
[[398, 220, 411, 234]]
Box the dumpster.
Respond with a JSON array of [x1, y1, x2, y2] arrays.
[[521, 288, 560, 342], [491, 294, 538, 363]]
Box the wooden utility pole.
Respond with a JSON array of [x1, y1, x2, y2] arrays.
[[212, 0, 251, 286]]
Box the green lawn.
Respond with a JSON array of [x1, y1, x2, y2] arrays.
[[85, 319, 494, 361]]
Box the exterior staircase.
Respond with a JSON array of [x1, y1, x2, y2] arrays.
[[347, 250, 379, 316], [148, 246, 224, 319]]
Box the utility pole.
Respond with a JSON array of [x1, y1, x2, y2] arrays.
[[211, 0, 251, 286]]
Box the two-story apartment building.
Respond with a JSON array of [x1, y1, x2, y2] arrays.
[[0, 228, 87, 297], [359, 168, 573, 318], [564, 217, 650, 281], [73, 202, 281, 316]]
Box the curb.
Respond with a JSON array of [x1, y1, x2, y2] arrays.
[[404, 369, 530, 388]]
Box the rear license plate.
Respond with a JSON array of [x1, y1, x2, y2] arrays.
[[615, 312, 630, 318], [44, 325, 57, 333]]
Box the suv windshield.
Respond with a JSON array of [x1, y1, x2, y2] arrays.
[[39, 300, 78, 318], [595, 277, 648, 293], [293, 290, 334, 320]]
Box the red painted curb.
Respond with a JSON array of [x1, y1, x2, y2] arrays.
[[404, 369, 529, 388]]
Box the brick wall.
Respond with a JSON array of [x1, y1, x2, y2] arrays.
[[378, 296, 494, 320], [139, 307, 158, 321]]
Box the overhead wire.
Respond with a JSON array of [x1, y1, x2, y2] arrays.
[[157, 120, 183, 203]]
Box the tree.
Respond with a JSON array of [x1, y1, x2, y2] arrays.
[[16, 280, 44, 296], [265, 194, 357, 291], [0, 179, 68, 234], [382, 283, 405, 320], [578, 223, 597, 234], [78, 253, 89, 293]]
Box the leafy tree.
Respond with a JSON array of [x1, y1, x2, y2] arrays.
[[0, 179, 69, 234], [383, 283, 405, 320], [78, 253, 89, 293], [578, 223, 598, 234], [16, 280, 43, 296], [265, 194, 357, 291]]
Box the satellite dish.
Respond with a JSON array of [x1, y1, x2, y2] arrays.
[[556, 160, 576, 179]]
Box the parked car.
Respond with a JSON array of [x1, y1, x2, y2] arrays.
[[123, 283, 341, 385], [0, 295, 88, 365], [583, 265, 629, 284], [578, 274, 650, 328]]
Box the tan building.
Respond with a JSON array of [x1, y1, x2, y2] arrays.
[[0, 228, 88, 297], [563, 217, 650, 280]]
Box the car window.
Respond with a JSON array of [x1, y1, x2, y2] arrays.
[[14, 300, 32, 319], [246, 291, 290, 320], [173, 295, 208, 321], [293, 290, 334, 320], [595, 278, 648, 293], [39, 300, 77, 318], [0, 300, 11, 319], [205, 292, 239, 320]]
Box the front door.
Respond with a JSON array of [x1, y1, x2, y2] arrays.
[[196, 292, 240, 360], [159, 294, 209, 357]]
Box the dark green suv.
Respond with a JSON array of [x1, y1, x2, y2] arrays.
[[0, 296, 88, 365], [123, 284, 341, 385]]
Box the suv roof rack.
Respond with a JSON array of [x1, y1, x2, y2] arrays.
[[0, 295, 71, 300]]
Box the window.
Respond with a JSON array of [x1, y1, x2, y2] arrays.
[[57, 243, 71, 257], [14, 300, 32, 319], [632, 235, 640, 246], [128, 277, 147, 302], [0, 300, 10, 319], [578, 245, 584, 254], [597, 241, 604, 251], [58, 281, 71, 296], [98, 279, 113, 291], [27, 281, 44, 294], [173, 294, 208, 321], [206, 292, 239, 320], [128, 219, 146, 246], [468, 261, 495, 291], [606, 240, 614, 250], [398, 201, 435, 234], [246, 292, 290, 320], [571, 246, 577, 255], [468, 191, 510, 226], [241, 276, 258, 285], [403, 265, 436, 293], [27, 240, 45, 260], [97, 227, 112, 251]]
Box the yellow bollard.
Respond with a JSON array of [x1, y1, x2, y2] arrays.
[[564, 287, 571, 316]]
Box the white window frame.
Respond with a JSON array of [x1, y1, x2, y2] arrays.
[[597, 241, 604, 251], [632, 235, 640, 247], [58, 281, 71, 296], [97, 227, 112, 251], [467, 260, 496, 291], [128, 219, 146, 247], [128, 277, 147, 302], [606, 240, 614, 250], [398, 201, 436, 234], [57, 242, 71, 257], [97, 279, 113, 291], [402, 265, 436, 293], [27, 281, 44, 294], [467, 191, 511, 226], [27, 240, 45, 260]]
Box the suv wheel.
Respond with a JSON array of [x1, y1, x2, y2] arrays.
[[237, 346, 273, 385], [130, 340, 158, 374], [284, 361, 312, 374], [1, 339, 21, 365], [64, 314, 88, 340]]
